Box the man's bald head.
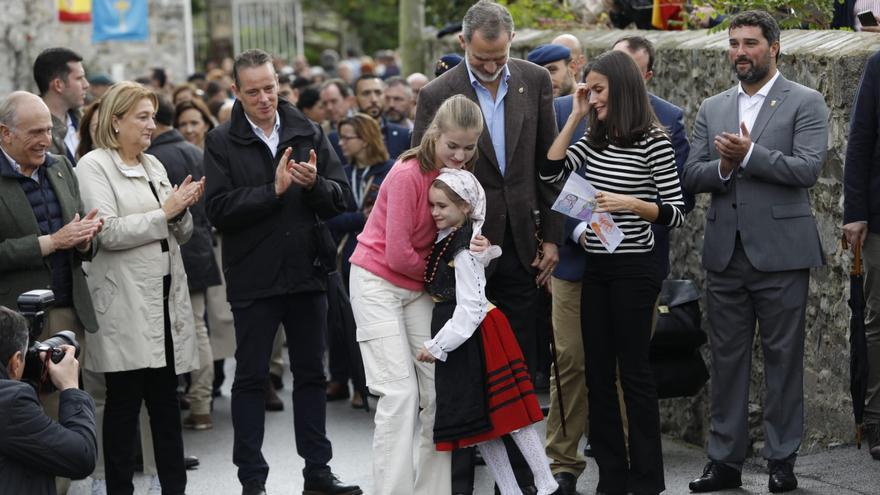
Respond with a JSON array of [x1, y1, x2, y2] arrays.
[[552, 34, 586, 81], [0, 91, 54, 170], [0, 91, 51, 130]]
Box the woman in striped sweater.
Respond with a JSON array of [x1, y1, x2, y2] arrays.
[[544, 50, 684, 495]]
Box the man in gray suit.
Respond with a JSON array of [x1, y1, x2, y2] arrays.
[[681, 10, 828, 494]]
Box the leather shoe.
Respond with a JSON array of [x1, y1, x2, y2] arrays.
[[184, 455, 200, 470], [241, 480, 266, 495], [326, 381, 350, 401], [552, 472, 578, 495], [302, 470, 362, 495], [768, 461, 797, 493], [865, 422, 880, 460], [520, 486, 538, 495], [265, 379, 284, 411], [688, 461, 741, 492]]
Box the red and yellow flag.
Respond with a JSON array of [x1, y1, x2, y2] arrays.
[[58, 0, 92, 23], [652, 0, 684, 30]]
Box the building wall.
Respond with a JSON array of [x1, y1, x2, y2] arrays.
[[0, 0, 188, 96]]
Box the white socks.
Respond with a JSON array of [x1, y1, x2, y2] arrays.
[[476, 425, 559, 495], [511, 426, 559, 495]]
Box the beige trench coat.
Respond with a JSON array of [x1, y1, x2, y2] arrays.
[[76, 148, 198, 375]]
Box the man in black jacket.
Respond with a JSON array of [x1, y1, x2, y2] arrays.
[[204, 49, 359, 495], [0, 305, 97, 495]]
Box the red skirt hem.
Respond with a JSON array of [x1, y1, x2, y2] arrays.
[[436, 308, 543, 451]]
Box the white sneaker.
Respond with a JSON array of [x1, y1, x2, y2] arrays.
[[147, 474, 162, 495], [90, 478, 107, 495]]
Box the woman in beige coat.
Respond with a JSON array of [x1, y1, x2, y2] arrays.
[[76, 82, 203, 495]]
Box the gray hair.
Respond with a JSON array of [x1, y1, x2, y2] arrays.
[[0, 306, 29, 367], [462, 0, 514, 44], [233, 49, 274, 87], [384, 76, 413, 97]]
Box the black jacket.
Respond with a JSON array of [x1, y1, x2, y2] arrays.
[[205, 100, 351, 302], [147, 129, 222, 291], [0, 367, 97, 495], [844, 50, 880, 232]]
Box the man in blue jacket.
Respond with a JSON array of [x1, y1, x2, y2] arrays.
[[843, 48, 880, 461]]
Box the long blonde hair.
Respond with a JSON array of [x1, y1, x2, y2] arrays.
[[401, 94, 484, 173]]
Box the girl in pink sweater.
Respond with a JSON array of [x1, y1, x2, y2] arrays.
[[348, 95, 484, 495]]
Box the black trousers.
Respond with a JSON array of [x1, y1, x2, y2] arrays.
[[230, 292, 332, 484], [453, 226, 536, 493], [327, 271, 351, 385], [582, 252, 665, 495], [104, 275, 186, 495]]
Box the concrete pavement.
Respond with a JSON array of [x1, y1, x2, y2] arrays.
[[70, 360, 880, 494]]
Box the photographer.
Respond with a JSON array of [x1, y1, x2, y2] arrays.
[[0, 306, 97, 494]]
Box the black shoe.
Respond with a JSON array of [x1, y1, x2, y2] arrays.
[[768, 460, 797, 493], [520, 486, 538, 495], [325, 381, 350, 401], [242, 480, 266, 495], [184, 455, 200, 470], [552, 472, 578, 495], [865, 422, 880, 460], [269, 372, 284, 390], [265, 379, 284, 411], [533, 371, 550, 393], [583, 440, 593, 458], [688, 461, 742, 492], [302, 471, 362, 495]]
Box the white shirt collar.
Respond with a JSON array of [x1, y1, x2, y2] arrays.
[[245, 111, 281, 138], [737, 69, 781, 99]]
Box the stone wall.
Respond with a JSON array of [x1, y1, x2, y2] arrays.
[[433, 28, 880, 454], [0, 0, 189, 97]]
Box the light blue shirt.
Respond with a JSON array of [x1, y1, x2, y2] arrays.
[[465, 60, 510, 175], [1, 146, 39, 182]]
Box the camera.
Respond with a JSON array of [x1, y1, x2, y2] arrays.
[[16, 290, 80, 393]]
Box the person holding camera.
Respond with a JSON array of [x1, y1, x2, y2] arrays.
[[0, 305, 97, 495]]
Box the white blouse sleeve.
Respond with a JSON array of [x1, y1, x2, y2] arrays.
[[424, 248, 489, 361]]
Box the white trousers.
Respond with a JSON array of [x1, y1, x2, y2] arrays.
[[349, 265, 451, 495]]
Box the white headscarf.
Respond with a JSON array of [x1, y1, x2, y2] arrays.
[[435, 167, 502, 263]]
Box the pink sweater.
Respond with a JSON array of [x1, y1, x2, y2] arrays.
[[350, 158, 439, 291]]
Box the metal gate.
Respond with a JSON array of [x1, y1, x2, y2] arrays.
[[232, 0, 304, 62]]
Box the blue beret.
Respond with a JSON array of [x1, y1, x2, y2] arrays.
[[435, 54, 463, 77], [88, 74, 114, 86], [527, 44, 571, 67]]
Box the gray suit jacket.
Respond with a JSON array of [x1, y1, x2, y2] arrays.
[[412, 59, 563, 271], [681, 75, 827, 273]]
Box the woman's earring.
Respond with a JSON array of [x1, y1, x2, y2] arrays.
[[114, 128, 119, 133]]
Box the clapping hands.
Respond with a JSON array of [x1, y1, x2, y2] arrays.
[[163, 175, 205, 220], [275, 147, 318, 197]]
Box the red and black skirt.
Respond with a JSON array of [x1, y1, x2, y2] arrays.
[[432, 305, 543, 451]]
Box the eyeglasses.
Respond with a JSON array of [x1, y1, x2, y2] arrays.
[[338, 134, 360, 142]]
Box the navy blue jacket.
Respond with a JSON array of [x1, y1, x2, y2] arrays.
[[326, 159, 394, 281], [844, 50, 880, 231], [0, 366, 97, 495], [552, 92, 693, 281]]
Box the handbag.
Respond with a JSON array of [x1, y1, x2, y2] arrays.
[[650, 279, 705, 358]]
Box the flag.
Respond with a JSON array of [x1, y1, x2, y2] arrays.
[[92, 0, 148, 42], [652, 0, 685, 30], [59, 0, 91, 23]]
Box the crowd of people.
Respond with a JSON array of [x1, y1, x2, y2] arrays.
[[0, 1, 879, 495]]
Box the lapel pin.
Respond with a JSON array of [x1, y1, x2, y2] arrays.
[[518, 87, 524, 93], [57, 171, 63, 178], [770, 100, 777, 107]]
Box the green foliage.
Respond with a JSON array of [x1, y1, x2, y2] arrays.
[[426, 0, 578, 31], [304, 0, 399, 55], [689, 0, 840, 30]]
